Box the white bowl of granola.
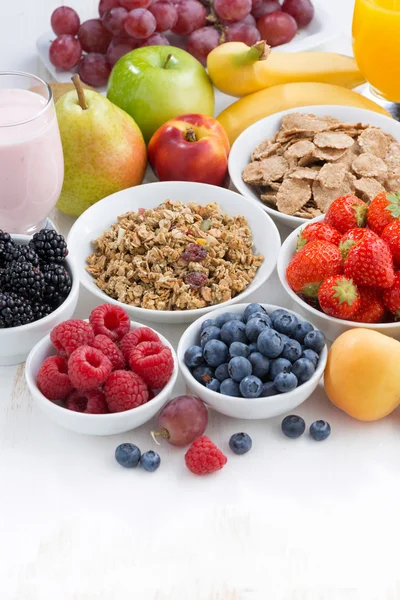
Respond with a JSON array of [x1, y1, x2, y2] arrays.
[[67, 181, 281, 323], [229, 105, 400, 230]]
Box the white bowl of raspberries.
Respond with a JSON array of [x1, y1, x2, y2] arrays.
[[25, 303, 178, 435]]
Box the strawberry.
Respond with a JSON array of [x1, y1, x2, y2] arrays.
[[381, 220, 400, 268], [367, 192, 400, 236], [349, 287, 386, 323], [317, 275, 361, 320], [286, 240, 343, 298], [383, 272, 400, 319], [343, 235, 394, 288], [324, 195, 368, 234], [297, 222, 341, 251], [339, 228, 378, 260]]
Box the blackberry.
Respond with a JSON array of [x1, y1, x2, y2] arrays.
[[31, 301, 53, 321], [4, 244, 39, 267], [0, 230, 14, 268], [2, 261, 45, 301], [29, 229, 68, 264], [42, 263, 72, 305], [0, 292, 34, 328]]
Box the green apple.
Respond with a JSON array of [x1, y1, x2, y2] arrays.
[[107, 45, 215, 144]]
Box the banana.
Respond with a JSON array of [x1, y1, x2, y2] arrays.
[[207, 41, 365, 97], [217, 82, 391, 146]]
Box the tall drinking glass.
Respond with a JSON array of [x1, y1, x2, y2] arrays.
[[0, 72, 64, 235]]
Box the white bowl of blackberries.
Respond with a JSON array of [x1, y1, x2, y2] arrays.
[[0, 228, 79, 365], [178, 303, 328, 420]]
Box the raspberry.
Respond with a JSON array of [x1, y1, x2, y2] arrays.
[[37, 355, 73, 400], [119, 327, 160, 361], [91, 334, 126, 370], [104, 370, 149, 412], [129, 341, 174, 389], [180, 243, 207, 262], [68, 345, 112, 391], [65, 389, 109, 414], [89, 303, 130, 342], [185, 436, 227, 475], [51, 319, 95, 358], [184, 272, 207, 289]]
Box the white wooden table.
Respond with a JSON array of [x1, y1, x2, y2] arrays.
[[4, 2, 400, 599]]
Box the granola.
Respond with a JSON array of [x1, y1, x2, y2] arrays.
[[86, 200, 264, 312]]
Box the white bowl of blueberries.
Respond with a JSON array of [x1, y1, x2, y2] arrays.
[[177, 303, 328, 420]]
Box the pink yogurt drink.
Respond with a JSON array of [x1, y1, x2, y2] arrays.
[[0, 73, 64, 235]]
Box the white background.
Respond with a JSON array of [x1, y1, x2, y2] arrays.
[[3, 2, 400, 600]]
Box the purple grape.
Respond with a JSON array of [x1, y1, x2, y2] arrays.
[[154, 395, 208, 446]]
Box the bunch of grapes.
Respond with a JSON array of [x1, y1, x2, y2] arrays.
[[48, 0, 314, 87]]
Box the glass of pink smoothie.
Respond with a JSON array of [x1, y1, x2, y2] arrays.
[[0, 72, 64, 235]]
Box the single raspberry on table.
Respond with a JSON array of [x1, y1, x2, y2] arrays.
[[349, 287, 386, 323], [89, 303, 130, 342], [185, 436, 227, 475], [367, 191, 400, 236], [286, 240, 343, 298], [104, 370, 149, 412], [65, 389, 109, 414], [317, 275, 361, 320], [37, 355, 73, 400], [119, 327, 160, 361], [91, 334, 125, 370], [129, 341, 174, 389], [50, 319, 95, 358], [68, 345, 112, 391], [296, 222, 341, 251], [324, 195, 368, 234], [383, 272, 400, 319]]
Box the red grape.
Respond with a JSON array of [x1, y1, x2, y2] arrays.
[[51, 7, 80, 36], [148, 1, 178, 32], [257, 11, 297, 46], [186, 26, 220, 65], [225, 22, 261, 44], [171, 0, 207, 36], [155, 395, 208, 447], [243, 13, 257, 26], [214, 0, 252, 23], [124, 8, 156, 38], [102, 7, 129, 36], [106, 41, 135, 66], [252, 0, 262, 7], [78, 19, 112, 53], [99, 0, 121, 17], [120, 0, 151, 8], [281, 0, 314, 27], [49, 35, 82, 70], [252, 0, 281, 20], [77, 53, 111, 86], [140, 33, 171, 45]]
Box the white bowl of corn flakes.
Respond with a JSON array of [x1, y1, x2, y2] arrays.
[[229, 105, 400, 230], [67, 181, 281, 324]]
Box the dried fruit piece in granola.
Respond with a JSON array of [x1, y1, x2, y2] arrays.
[[352, 153, 388, 178], [354, 177, 386, 202], [184, 272, 207, 289], [313, 131, 354, 150], [180, 243, 207, 262], [276, 178, 312, 215]]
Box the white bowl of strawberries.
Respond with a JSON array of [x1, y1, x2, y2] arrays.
[[277, 193, 400, 342], [25, 304, 178, 435]]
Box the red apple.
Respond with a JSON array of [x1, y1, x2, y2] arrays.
[[148, 114, 230, 187]]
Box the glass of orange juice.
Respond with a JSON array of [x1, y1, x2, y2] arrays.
[[353, 0, 400, 102]]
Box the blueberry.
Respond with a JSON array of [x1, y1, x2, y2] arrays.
[[261, 381, 278, 397], [206, 378, 221, 392], [220, 378, 241, 397], [228, 356, 252, 382], [301, 349, 319, 368], [229, 341, 250, 358], [248, 352, 270, 379], [281, 339, 302, 363], [229, 432, 252, 455], [203, 339, 229, 367], [140, 450, 161, 472], [192, 364, 214, 385], [221, 320, 247, 345], [200, 325, 221, 347], [215, 312, 243, 328], [215, 363, 230, 382], [200, 318, 217, 333], [278, 333, 291, 344], [115, 443, 141, 468], [246, 317, 270, 342], [281, 415, 305, 438], [270, 309, 289, 326], [292, 358, 315, 383], [257, 328, 284, 358], [240, 375, 263, 398], [274, 371, 298, 393], [273, 312, 298, 336], [243, 303, 266, 322], [304, 329, 325, 353], [293, 321, 314, 344], [248, 343, 258, 353], [269, 357, 292, 380], [310, 420, 331, 441], [184, 345, 204, 369], [246, 312, 272, 327]]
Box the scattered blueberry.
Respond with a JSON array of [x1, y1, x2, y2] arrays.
[[220, 378, 241, 397], [310, 420, 331, 441], [261, 381, 278, 397], [281, 415, 305, 439], [304, 329, 325, 353], [229, 432, 252, 455], [215, 363, 230, 382], [200, 325, 221, 347], [293, 321, 314, 344], [281, 339, 302, 363], [269, 357, 292, 380], [192, 364, 214, 385], [228, 356, 252, 382], [257, 328, 284, 358], [229, 341, 250, 358], [273, 311, 298, 336], [115, 443, 141, 468], [274, 371, 298, 393], [240, 375, 263, 398], [301, 349, 319, 368], [292, 358, 315, 383], [246, 317, 270, 342], [248, 352, 270, 379], [206, 378, 221, 392], [203, 339, 229, 367], [246, 312, 272, 327], [215, 312, 242, 328], [220, 320, 247, 345], [140, 450, 161, 472], [243, 303, 266, 322], [201, 318, 217, 333], [184, 345, 204, 369]]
